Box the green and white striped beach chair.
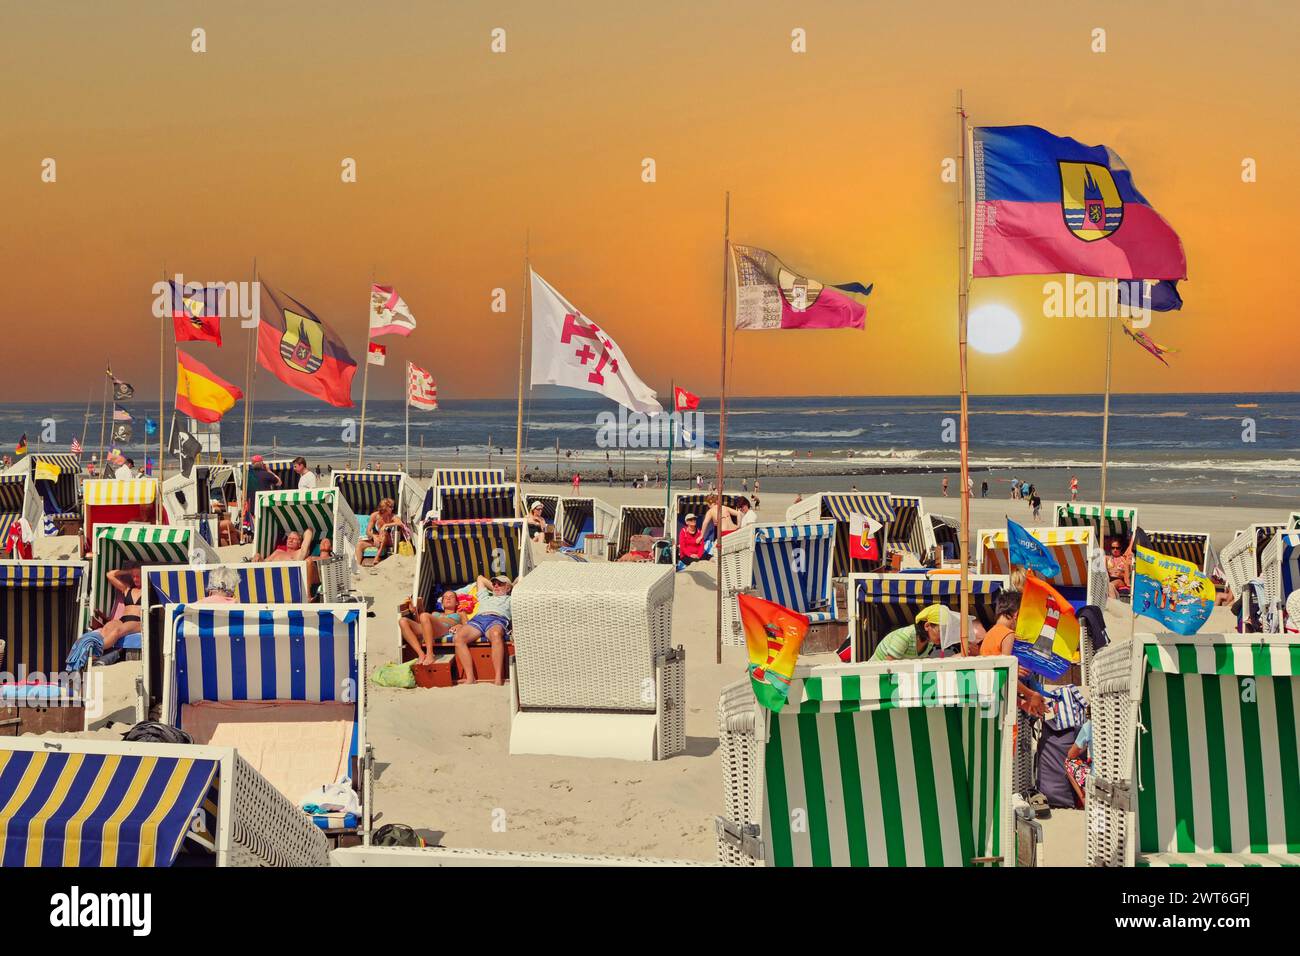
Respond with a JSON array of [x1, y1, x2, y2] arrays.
[[716, 656, 1017, 866], [1087, 633, 1300, 866]]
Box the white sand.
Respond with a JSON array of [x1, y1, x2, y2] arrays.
[[56, 484, 1266, 865]]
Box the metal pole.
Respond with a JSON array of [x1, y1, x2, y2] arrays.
[[357, 270, 374, 469]]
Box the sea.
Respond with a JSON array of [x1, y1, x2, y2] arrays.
[[4, 392, 1297, 508]]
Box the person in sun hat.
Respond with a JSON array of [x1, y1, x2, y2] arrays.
[[870, 603, 947, 661], [524, 500, 547, 541]]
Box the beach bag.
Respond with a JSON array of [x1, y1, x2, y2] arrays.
[[374, 823, 425, 848], [397, 539, 415, 557], [1043, 684, 1086, 731], [301, 781, 361, 817], [1036, 723, 1077, 808], [371, 661, 416, 689]]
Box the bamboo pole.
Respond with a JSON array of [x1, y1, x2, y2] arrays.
[[955, 91, 972, 656], [158, 265, 167, 493], [357, 269, 375, 469], [715, 191, 731, 666], [1100, 313, 1114, 517], [405, 362, 411, 476], [98, 361, 110, 467], [78, 386, 92, 462], [665, 379, 674, 522], [514, 231, 530, 508], [241, 258, 258, 530]]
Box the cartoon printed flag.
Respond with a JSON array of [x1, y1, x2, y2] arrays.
[[739, 593, 809, 712], [407, 362, 438, 410], [176, 349, 243, 423], [1012, 572, 1081, 679], [257, 280, 357, 408], [368, 285, 417, 337], [673, 386, 700, 412], [367, 342, 387, 366], [848, 512, 882, 561], [530, 269, 663, 414], [1007, 517, 1062, 578], [1132, 545, 1214, 636], [731, 244, 872, 331], [971, 126, 1186, 281], [169, 280, 223, 346]]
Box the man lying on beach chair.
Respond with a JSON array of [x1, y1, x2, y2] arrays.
[[398, 589, 468, 665], [66, 567, 143, 670], [451, 574, 514, 685], [254, 527, 315, 563], [356, 497, 407, 566]]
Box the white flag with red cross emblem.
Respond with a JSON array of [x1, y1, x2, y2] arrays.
[[529, 270, 663, 415]]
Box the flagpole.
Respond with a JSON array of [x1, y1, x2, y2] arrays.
[[1099, 313, 1114, 518], [358, 269, 375, 469], [955, 90, 972, 656], [78, 386, 93, 461], [514, 230, 530, 507], [241, 257, 257, 531], [158, 264, 167, 495], [665, 378, 674, 523], [99, 362, 110, 467], [715, 191, 731, 666]]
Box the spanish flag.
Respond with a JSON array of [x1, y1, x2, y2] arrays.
[[739, 593, 808, 712], [175, 349, 242, 423]]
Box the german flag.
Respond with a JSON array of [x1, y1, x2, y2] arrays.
[[176, 349, 243, 423], [257, 280, 357, 407]]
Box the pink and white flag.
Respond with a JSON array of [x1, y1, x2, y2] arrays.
[[529, 270, 662, 415], [369, 285, 417, 337], [367, 341, 387, 366], [407, 362, 438, 410]]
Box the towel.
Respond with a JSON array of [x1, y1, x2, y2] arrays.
[[66, 630, 104, 671]]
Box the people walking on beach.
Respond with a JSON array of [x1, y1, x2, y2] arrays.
[[571, 472, 581, 492], [695, 474, 703, 489], [753, 480, 760, 495], [1021, 479, 1031, 500], [1030, 492, 1042, 519], [293, 456, 317, 491], [607, 467, 614, 487], [741, 477, 748, 492], [1010, 476, 1019, 500], [981, 480, 988, 498], [941, 477, 949, 497], [967, 476, 974, 498], [1070, 475, 1079, 501]]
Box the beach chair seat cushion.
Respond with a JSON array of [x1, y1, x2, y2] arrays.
[[1137, 851, 1300, 867]]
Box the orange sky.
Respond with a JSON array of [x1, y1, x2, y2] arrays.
[[1, 0, 1297, 403]]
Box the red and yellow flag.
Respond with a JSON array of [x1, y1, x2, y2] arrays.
[[175, 350, 243, 423], [739, 593, 808, 712], [1012, 572, 1081, 679]]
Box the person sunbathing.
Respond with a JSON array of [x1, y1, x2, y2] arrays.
[[66, 567, 143, 670], [356, 497, 405, 564], [254, 527, 314, 562], [305, 537, 334, 598], [699, 494, 739, 539], [524, 501, 547, 541], [1105, 539, 1131, 598], [452, 575, 513, 685], [399, 589, 467, 665], [212, 500, 237, 547], [677, 513, 706, 568]]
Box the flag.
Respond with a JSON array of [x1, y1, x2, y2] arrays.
[[1013, 573, 1081, 679], [111, 422, 132, 443], [368, 285, 417, 337], [257, 280, 357, 407], [673, 386, 700, 412], [14, 434, 27, 456], [971, 126, 1186, 281], [176, 349, 243, 423], [529, 270, 663, 414], [1132, 545, 1214, 636], [1007, 517, 1062, 578], [407, 362, 438, 410], [1117, 279, 1182, 313], [168, 419, 203, 478], [847, 512, 882, 561], [145, 418, 158, 437], [367, 342, 387, 366], [143, 457, 154, 476], [34, 460, 60, 482], [108, 370, 134, 401], [731, 244, 871, 331], [169, 280, 223, 346], [112, 405, 131, 423], [70, 436, 82, 456], [1121, 322, 1176, 366], [739, 593, 808, 712]]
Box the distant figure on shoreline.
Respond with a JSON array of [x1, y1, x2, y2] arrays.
[[941, 477, 949, 497], [1070, 474, 1079, 501], [571, 472, 581, 493]]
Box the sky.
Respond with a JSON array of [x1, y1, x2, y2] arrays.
[[1, 0, 1297, 404]]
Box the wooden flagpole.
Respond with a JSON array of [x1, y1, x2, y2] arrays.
[[358, 268, 375, 469], [158, 265, 167, 491], [98, 361, 110, 468], [405, 361, 411, 476], [514, 230, 530, 507], [665, 378, 674, 522], [1099, 314, 1114, 517], [715, 191, 731, 666], [240, 257, 257, 529], [78, 386, 93, 461], [955, 90, 972, 656]]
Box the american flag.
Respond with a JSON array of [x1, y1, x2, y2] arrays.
[[407, 362, 437, 410], [71, 436, 82, 456]]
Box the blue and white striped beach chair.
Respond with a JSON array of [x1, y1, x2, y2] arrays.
[[786, 492, 897, 579], [160, 603, 371, 841], [718, 521, 836, 647]]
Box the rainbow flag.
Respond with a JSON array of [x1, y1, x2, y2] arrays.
[[1132, 545, 1214, 635], [739, 593, 808, 712], [1012, 572, 1081, 679]]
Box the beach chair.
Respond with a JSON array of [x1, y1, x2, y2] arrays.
[[0, 560, 89, 729], [719, 521, 837, 649], [716, 655, 1018, 866], [330, 468, 420, 526], [84, 523, 218, 631], [1087, 632, 1300, 867], [1053, 502, 1138, 548], [929, 513, 962, 564], [1142, 529, 1215, 575], [670, 491, 747, 564], [3, 453, 82, 536], [1259, 531, 1300, 632], [1288, 512, 1300, 531], [786, 492, 897, 582], [978, 525, 1106, 610], [1221, 523, 1285, 597], [508, 562, 684, 761], [557, 495, 619, 550], [430, 467, 506, 507], [612, 504, 666, 560], [435, 482, 520, 521], [886, 494, 937, 564], [82, 478, 162, 544], [161, 603, 372, 845], [137, 562, 309, 715], [0, 472, 44, 549], [845, 571, 1008, 662], [0, 735, 330, 867], [253, 487, 360, 569]]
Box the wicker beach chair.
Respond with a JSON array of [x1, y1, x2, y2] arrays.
[[1087, 632, 1300, 866], [161, 603, 372, 845], [85, 524, 218, 631], [719, 521, 837, 649], [435, 483, 520, 521], [612, 504, 666, 560], [0, 736, 330, 867], [1053, 502, 1138, 546], [253, 487, 360, 568], [508, 562, 684, 761], [716, 655, 1018, 866], [1220, 523, 1285, 598], [1259, 531, 1300, 632]]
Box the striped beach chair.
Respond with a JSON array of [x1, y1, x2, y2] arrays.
[[330, 469, 416, 524], [253, 487, 360, 565], [435, 483, 520, 521], [1143, 530, 1215, 575], [85, 524, 218, 630], [0, 736, 329, 866], [5, 453, 82, 528], [137, 562, 308, 713], [670, 491, 747, 563], [719, 521, 836, 648], [0, 560, 85, 680], [557, 495, 619, 551], [612, 504, 666, 559], [0, 473, 42, 547], [1221, 523, 1286, 597], [716, 656, 1017, 866], [432, 467, 506, 496], [1260, 532, 1300, 632], [846, 572, 1008, 662], [82, 478, 161, 542], [787, 491, 896, 579], [1087, 633, 1300, 867], [887, 495, 937, 563], [979, 525, 1106, 609], [1054, 502, 1138, 546], [161, 603, 371, 841]]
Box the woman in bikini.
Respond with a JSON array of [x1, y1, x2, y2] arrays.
[[101, 566, 145, 652], [398, 589, 467, 665]]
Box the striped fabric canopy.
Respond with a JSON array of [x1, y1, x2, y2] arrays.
[[813, 493, 896, 577], [0, 562, 83, 676], [526, 494, 561, 524], [751, 523, 835, 623], [853, 574, 1005, 655], [980, 527, 1091, 588], [887, 495, 924, 555], [438, 485, 517, 521], [147, 564, 306, 606], [1145, 531, 1210, 570], [1055, 502, 1136, 540], [331, 471, 403, 520], [90, 525, 210, 616], [674, 493, 745, 531], [434, 468, 505, 489], [1136, 640, 1300, 861], [0, 475, 27, 544], [84, 478, 157, 506], [758, 663, 1012, 866], [418, 520, 523, 606], [616, 505, 665, 556], [26, 454, 81, 519], [0, 749, 218, 867], [559, 498, 596, 546], [253, 488, 345, 557], [171, 606, 359, 708], [1275, 532, 1300, 604]]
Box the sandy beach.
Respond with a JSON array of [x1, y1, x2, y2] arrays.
[[52, 481, 1265, 866]]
